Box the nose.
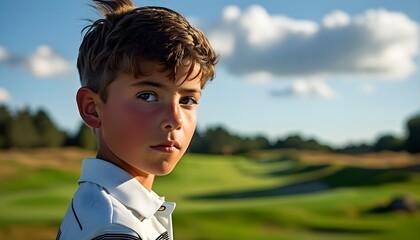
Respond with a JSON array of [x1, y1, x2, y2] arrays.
[[161, 102, 183, 131]]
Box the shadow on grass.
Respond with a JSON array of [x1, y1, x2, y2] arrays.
[[189, 165, 416, 200], [267, 164, 330, 177], [309, 226, 383, 234], [232, 156, 300, 178]]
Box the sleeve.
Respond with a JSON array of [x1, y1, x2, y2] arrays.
[[86, 224, 142, 240]]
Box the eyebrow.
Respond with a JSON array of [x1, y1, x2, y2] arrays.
[[131, 80, 202, 95], [131, 80, 164, 89]]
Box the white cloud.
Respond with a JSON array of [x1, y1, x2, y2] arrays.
[[223, 5, 241, 22], [296, 80, 336, 99], [359, 84, 376, 95], [240, 5, 283, 46], [0, 45, 72, 79], [0, 87, 11, 103], [208, 30, 235, 56], [271, 79, 336, 99], [25, 45, 72, 78], [238, 5, 318, 47], [244, 71, 273, 83], [207, 6, 419, 80], [323, 10, 350, 28], [0, 46, 8, 62]]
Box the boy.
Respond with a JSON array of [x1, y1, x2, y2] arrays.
[[57, 0, 217, 239]]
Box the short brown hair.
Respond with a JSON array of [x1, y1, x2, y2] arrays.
[[78, 0, 218, 101]]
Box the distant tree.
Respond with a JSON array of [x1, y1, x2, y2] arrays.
[[74, 123, 97, 151], [373, 134, 404, 152], [337, 143, 374, 154], [254, 135, 271, 148], [0, 105, 12, 148], [303, 138, 333, 151], [406, 113, 420, 153], [283, 135, 304, 149], [8, 108, 39, 148], [239, 135, 271, 153], [189, 128, 270, 154], [273, 134, 331, 151], [189, 126, 257, 154], [33, 109, 67, 147], [204, 126, 240, 154], [188, 130, 208, 153]]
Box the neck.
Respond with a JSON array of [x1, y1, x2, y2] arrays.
[[113, 157, 155, 191], [96, 149, 155, 191], [116, 160, 155, 191], [135, 174, 155, 191]]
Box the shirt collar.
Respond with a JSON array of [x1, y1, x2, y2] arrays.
[[78, 158, 168, 219]]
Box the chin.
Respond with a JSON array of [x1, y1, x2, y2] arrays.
[[154, 162, 177, 176], [155, 169, 174, 176]]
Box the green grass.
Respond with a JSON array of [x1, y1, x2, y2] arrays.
[[0, 161, 78, 226], [0, 149, 420, 239]]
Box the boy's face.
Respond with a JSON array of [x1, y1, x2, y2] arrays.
[[95, 61, 202, 177]]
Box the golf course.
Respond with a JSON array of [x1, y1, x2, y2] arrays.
[[1, 147, 419, 239]]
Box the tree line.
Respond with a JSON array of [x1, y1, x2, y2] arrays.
[[0, 105, 419, 154], [0, 105, 96, 150]]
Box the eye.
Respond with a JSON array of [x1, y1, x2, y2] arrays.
[[180, 97, 198, 105], [137, 92, 158, 102]]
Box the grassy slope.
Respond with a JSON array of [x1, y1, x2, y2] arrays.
[[0, 148, 419, 239]]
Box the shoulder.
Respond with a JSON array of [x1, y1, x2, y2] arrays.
[[72, 182, 114, 230], [58, 182, 119, 239], [73, 182, 144, 232], [59, 182, 146, 239]]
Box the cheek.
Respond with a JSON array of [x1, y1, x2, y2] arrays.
[[103, 102, 156, 149], [183, 111, 198, 140]]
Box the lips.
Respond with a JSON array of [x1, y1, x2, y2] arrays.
[[150, 141, 181, 153]]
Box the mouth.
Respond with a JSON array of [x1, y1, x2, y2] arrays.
[[150, 141, 181, 153]]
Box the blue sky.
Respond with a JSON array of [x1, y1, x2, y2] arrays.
[[0, 0, 419, 147]]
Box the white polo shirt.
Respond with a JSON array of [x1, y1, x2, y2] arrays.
[[57, 158, 176, 240]]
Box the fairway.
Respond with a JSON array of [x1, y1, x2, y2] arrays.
[[1, 148, 419, 239]]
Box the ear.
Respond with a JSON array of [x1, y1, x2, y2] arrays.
[[76, 87, 102, 128]]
